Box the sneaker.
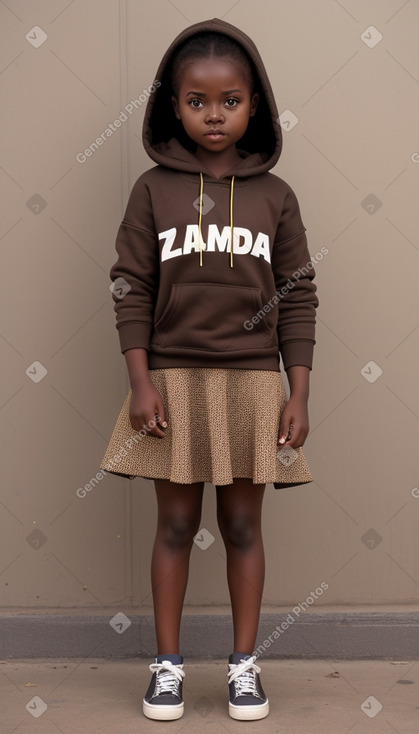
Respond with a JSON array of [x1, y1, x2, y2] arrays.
[[143, 653, 185, 720], [227, 653, 269, 720]]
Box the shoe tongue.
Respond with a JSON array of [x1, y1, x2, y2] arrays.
[[229, 652, 252, 665], [155, 653, 183, 665]]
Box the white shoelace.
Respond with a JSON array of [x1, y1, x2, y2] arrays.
[[149, 660, 185, 697], [227, 655, 263, 698]]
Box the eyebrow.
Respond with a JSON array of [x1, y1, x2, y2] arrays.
[[186, 89, 243, 96]]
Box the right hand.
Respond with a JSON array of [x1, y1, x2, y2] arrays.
[[129, 381, 167, 438]]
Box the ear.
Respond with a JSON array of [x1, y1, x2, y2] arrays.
[[249, 92, 259, 117], [171, 95, 181, 120]]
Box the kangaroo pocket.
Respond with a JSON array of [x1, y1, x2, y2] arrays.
[[153, 283, 273, 351]]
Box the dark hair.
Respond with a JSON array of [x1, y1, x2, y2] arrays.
[[170, 32, 256, 96]]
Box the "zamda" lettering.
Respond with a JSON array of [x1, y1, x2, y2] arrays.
[[159, 225, 271, 263]]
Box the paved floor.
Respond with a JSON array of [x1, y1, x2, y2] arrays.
[[1, 658, 418, 733]]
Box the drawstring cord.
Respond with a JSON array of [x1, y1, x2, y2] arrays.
[[198, 172, 205, 267], [198, 173, 235, 268], [229, 175, 235, 268]]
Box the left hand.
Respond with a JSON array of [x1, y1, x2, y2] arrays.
[[278, 395, 309, 449]]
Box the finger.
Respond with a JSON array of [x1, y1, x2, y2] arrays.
[[286, 427, 308, 449], [278, 421, 294, 446], [154, 395, 167, 429], [147, 414, 166, 438], [131, 410, 164, 438], [146, 398, 167, 437], [285, 438, 301, 449], [152, 403, 167, 439]]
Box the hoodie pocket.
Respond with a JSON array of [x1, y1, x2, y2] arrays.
[[153, 283, 273, 351]]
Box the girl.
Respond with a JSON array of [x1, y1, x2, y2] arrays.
[[101, 17, 318, 722]]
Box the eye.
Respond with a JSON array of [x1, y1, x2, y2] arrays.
[[225, 98, 238, 107], [189, 99, 204, 109]]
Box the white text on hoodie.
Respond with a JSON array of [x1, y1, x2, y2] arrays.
[[159, 224, 271, 263]]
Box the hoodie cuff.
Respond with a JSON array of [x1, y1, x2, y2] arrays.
[[117, 322, 153, 354], [280, 340, 314, 371]]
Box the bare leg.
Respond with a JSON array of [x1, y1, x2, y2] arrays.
[[216, 479, 266, 654], [151, 479, 204, 654]]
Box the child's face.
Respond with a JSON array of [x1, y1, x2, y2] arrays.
[[172, 57, 258, 158]]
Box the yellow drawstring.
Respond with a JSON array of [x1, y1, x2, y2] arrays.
[[197, 173, 235, 268], [229, 175, 235, 268], [198, 172, 205, 267]]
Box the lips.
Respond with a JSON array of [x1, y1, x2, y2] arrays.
[[205, 129, 225, 141]]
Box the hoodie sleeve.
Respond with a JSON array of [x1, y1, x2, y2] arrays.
[[271, 186, 318, 370], [109, 176, 159, 354]]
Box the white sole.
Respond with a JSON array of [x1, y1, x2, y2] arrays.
[[142, 699, 184, 720], [229, 699, 269, 720]]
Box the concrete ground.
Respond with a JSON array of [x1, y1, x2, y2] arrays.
[[1, 658, 418, 733]]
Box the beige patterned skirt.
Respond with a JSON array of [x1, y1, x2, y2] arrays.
[[100, 368, 313, 490]]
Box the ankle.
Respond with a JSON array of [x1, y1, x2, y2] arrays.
[[155, 652, 183, 664]]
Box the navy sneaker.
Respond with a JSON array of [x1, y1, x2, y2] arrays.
[[227, 653, 269, 720], [143, 653, 185, 720]]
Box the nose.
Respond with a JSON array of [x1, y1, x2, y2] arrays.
[[205, 104, 224, 124]]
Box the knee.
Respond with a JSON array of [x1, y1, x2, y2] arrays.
[[160, 513, 200, 550], [218, 513, 258, 550]]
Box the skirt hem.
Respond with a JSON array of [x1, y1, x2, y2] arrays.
[[99, 464, 313, 490]]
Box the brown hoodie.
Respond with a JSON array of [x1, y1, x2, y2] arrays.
[[109, 18, 318, 372]]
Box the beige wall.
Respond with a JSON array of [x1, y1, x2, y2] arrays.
[[1, 0, 418, 611]]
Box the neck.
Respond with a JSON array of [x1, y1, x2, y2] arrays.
[[195, 146, 242, 179]]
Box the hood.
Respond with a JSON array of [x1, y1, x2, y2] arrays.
[[142, 17, 282, 178]]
